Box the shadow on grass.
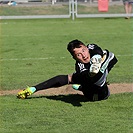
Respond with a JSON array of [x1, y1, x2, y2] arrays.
[[29, 94, 89, 107]]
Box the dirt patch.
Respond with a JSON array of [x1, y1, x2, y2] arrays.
[[0, 83, 132, 96]]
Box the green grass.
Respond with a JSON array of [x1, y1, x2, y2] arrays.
[[0, 93, 133, 133], [0, 18, 132, 90], [0, 18, 133, 133], [0, 4, 125, 16], [0, 5, 70, 15], [77, 4, 125, 14]]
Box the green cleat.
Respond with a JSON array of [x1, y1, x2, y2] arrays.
[[17, 86, 36, 99]]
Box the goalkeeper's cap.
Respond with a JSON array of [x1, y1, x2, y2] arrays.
[[67, 39, 85, 56]]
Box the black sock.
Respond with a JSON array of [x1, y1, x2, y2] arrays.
[[34, 75, 68, 91]]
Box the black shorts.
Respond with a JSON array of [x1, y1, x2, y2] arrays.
[[81, 84, 110, 101]]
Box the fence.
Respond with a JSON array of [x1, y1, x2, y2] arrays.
[[0, 0, 132, 19], [72, 0, 133, 19]]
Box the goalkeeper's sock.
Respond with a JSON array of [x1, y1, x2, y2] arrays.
[[34, 75, 68, 91]]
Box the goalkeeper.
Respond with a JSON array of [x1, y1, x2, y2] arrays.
[[17, 39, 118, 101]]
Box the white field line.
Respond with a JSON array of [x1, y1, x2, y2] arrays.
[[0, 57, 65, 61], [0, 54, 132, 61], [116, 54, 133, 57]]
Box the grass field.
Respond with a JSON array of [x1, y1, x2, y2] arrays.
[[0, 18, 132, 90], [0, 18, 133, 132], [0, 93, 132, 133]]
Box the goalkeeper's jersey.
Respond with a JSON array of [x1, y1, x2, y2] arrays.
[[72, 43, 118, 101], [72, 43, 117, 87]]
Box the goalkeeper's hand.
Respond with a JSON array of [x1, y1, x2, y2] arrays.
[[89, 55, 102, 76]]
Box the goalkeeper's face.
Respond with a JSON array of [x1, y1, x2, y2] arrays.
[[73, 45, 90, 63]]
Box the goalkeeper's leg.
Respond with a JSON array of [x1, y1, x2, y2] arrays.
[[17, 75, 68, 99]]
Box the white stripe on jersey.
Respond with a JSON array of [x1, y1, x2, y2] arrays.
[[95, 69, 108, 87]]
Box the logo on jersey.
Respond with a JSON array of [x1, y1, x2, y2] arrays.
[[88, 44, 95, 50], [78, 63, 87, 72]]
